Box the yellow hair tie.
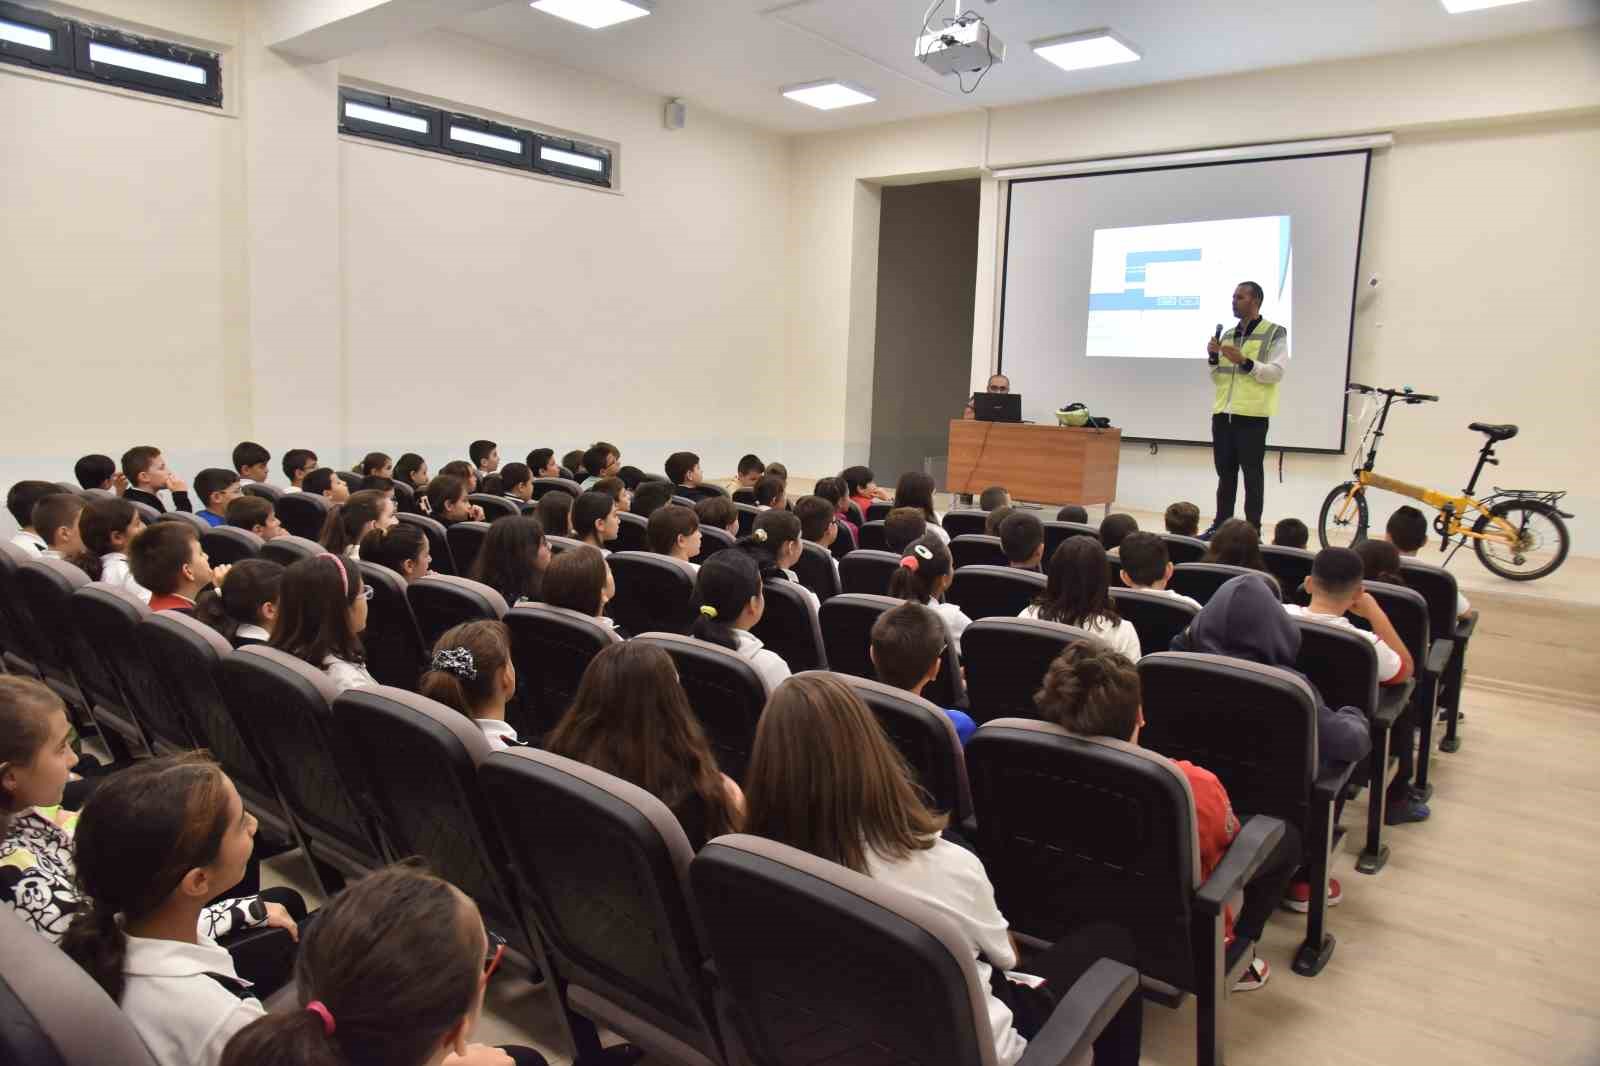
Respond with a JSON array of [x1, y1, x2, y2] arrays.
[[699, 605, 718, 619]]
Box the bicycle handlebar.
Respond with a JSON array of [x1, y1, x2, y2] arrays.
[[1348, 383, 1439, 402]]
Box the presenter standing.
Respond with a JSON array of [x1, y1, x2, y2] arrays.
[[1203, 281, 1289, 536]]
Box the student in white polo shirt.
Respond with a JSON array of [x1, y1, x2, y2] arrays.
[[1282, 547, 1412, 687], [5, 480, 57, 555], [1116, 532, 1203, 610]]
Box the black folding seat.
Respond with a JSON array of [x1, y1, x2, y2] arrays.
[[157, 510, 209, 536], [1109, 587, 1200, 656], [1399, 558, 1475, 755], [817, 593, 966, 710], [674, 483, 727, 503], [1261, 545, 1315, 602], [533, 476, 585, 501], [72, 584, 178, 761], [734, 503, 760, 537], [608, 552, 697, 636], [1161, 533, 1208, 564], [963, 616, 1093, 724], [941, 510, 989, 538], [407, 574, 508, 649], [749, 580, 827, 672], [1042, 520, 1099, 562], [546, 534, 585, 555], [503, 604, 623, 742], [1363, 579, 1446, 800], [0, 544, 40, 677], [259, 533, 321, 566], [469, 493, 520, 521], [398, 512, 456, 575], [817, 671, 970, 820], [949, 533, 1008, 569], [13, 559, 97, 738], [855, 520, 888, 552], [1170, 563, 1279, 605], [731, 488, 757, 505], [202, 526, 262, 566], [357, 562, 427, 689], [275, 491, 330, 541], [827, 517, 855, 561], [865, 501, 894, 522], [446, 520, 492, 578], [126, 499, 160, 524], [612, 511, 650, 552], [838, 549, 898, 596], [790, 541, 841, 601], [391, 479, 417, 513], [631, 633, 767, 783], [691, 526, 735, 565], [241, 482, 283, 503], [947, 564, 1046, 621]]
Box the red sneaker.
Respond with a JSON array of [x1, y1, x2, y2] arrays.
[[1283, 877, 1342, 913]]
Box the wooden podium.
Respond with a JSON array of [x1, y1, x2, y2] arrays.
[[947, 420, 1121, 505]]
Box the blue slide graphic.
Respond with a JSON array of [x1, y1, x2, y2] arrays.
[[1089, 248, 1202, 311]]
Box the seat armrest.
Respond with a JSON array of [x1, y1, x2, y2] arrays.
[[1016, 958, 1139, 1066], [1374, 680, 1414, 728], [1425, 638, 1453, 676], [1312, 760, 1359, 803], [1454, 610, 1478, 642], [1195, 815, 1286, 915]]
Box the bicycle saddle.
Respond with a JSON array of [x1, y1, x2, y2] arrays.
[[1469, 422, 1518, 442]]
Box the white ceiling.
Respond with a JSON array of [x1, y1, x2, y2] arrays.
[[448, 0, 1600, 134]]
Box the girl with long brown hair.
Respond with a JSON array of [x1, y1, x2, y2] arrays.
[[1021, 535, 1141, 662]]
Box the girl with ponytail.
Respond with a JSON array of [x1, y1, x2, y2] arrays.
[[318, 489, 395, 559], [195, 559, 284, 647], [886, 533, 971, 655], [358, 522, 432, 583], [690, 551, 790, 695], [739, 510, 820, 612], [418, 621, 521, 749]]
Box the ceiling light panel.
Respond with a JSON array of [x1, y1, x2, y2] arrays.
[[1032, 30, 1141, 73], [529, 0, 651, 30], [781, 81, 876, 111]]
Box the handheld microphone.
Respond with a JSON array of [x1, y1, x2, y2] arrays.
[[1209, 324, 1222, 365]]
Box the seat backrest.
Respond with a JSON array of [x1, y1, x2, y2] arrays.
[[0, 908, 160, 1066], [126, 499, 160, 524], [398, 512, 456, 575], [275, 491, 330, 541], [949, 534, 1008, 569], [1259, 546, 1314, 603], [1362, 580, 1430, 669], [749, 580, 827, 672], [1107, 588, 1199, 657], [1160, 534, 1208, 565], [241, 481, 283, 502], [865, 501, 894, 523], [962, 617, 1092, 724], [71, 584, 181, 752], [607, 552, 697, 636], [1042, 521, 1099, 563], [1138, 653, 1316, 834], [838, 549, 898, 596], [15, 558, 89, 690], [258, 534, 322, 566], [546, 534, 585, 555], [503, 604, 623, 742], [966, 721, 1198, 988], [791, 541, 841, 601], [1292, 621, 1378, 715], [157, 511, 209, 535], [828, 517, 856, 561], [357, 562, 427, 690], [391, 479, 416, 512], [1397, 559, 1460, 642], [690, 835, 995, 1066], [818, 672, 971, 821], [855, 520, 888, 552], [734, 503, 760, 537], [445, 520, 492, 578], [202, 526, 263, 566], [0, 543, 39, 669], [1170, 563, 1280, 605], [632, 633, 768, 783], [732, 488, 757, 505], [406, 575, 509, 650], [533, 477, 585, 501], [469, 494, 520, 522], [613, 512, 650, 553], [817, 594, 965, 710], [691, 526, 735, 566], [946, 565, 1046, 621], [941, 510, 990, 538], [479, 749, 722, 1064], [79, 487, 115, 501]]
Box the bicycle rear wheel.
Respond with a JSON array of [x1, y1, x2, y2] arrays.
[[1473, 501, 1570, 581], [1318, 483, 1368, 549]]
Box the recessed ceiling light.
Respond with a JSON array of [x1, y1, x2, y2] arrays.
[[529, 0, 651, 30], [1439, 0, 1532, 11], [781, 81, 876, 111], [1031, 29, 1141, 73]]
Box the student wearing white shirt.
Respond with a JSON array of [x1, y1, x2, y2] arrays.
[[194, 560, 283, 649], [1282, 547, 1411, 687], [1385, 504, 1474, 619], [268, 553, 377, 694], [998, 511, 1046, 572], [231, 441, 271, 487], [1116, 532, 1203, 610], [572, 490, 620, 556], [887, 535, 972, 655], [81, 497, 152, 602], [647, 503, 703, 574], [740, 673, 1143, 1066], [318, 490, 395, 561], [793, 493, 843, 583], [541, 543, 622, 634], [745, 511, 822, 615], [5, 479, 59, 555], [691, 551, 791, 695], [30, 493, 88, 568], [468, 516, 550, 607], [419, 620, 527, 750], [1019, 537, 1142, 663], [893, 471, 949, 544]]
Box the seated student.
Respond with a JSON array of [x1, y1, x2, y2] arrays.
[[579, 443, 621, 489], [888, 535, 971, 654], [630, 479, 675, 518], [869, 603, 977, 745], [269, 554, 377, 693], [1165, 501, 1202, 537], [793, 494, 840, 563], [497, 462, 534, 505], [1116, 532, 1201, 608], [196, 559, 284, 648], [753, 474, 787, 512], [1035, 642, 1296, 991], [121, 446, 193, 515], [547, 642, 744, 848], [842, 465, 893, 515], [811, 476, 857, 545], [1056, 504, 1089, 524], [572, 490, 620, 553], [525, 447, 561, 480], [31, 494, 90, 570], [985, 504, 1016, 537], [82, 497, 150, 602], [6, 480, 58, 554], [560, 449, 586, 479], [666, 451, 719, 500], [694, 494, 740, 539], [470, 439, 499, 477], [469, 516, 549, 606], [1285, 547, 1412, 687], [591, 475, 633, 513], [392, 453, 429, 496], [999, 511, 1045, 571], [419, 620, 524, 748], [1272, 517, 1310, 549], [1099, 512, 1138, 553], [1356, 538, 1407, 586], [226, 496, 285, 541], [741, 673, 1143, 1066], [691, 551, 790, 694], [282, 448, 319, 490], [130, 521, 219, 615], [541, 545, 617, 633], [356, 452, 394, 480], [764, 461, 788, 482], [979, 485, 1012, 511], [424, 475, 484, 527], [883, 507, 928, 554], [302, 466, 351, 506], [232, 442, 271, 486], [358, 522, 432, 583], [1386, 504, 1472, 619], [1021, 536, 1142, 662], [195, 468, 243, 528], [744, 510, 819, 612], [221, 866, 552, 1066], [1202, 518, 1268, 571], [320, 489, 396, 559], [58, 754, 308, 1064], [721, 453, 764, 496], [74, 454, 122, 493], [647, 504, 702, 569], [359, 474, 396, 498], [439, 460, 479, 495], [619, 466, 655, 493], [894, 472, 948, 544], [535, 489, 576, 538]]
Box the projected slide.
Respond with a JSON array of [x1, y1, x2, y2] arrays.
[[1086, 215, 1292, 359]]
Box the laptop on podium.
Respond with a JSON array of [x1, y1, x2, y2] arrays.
[[973, 393, 1022, 423]]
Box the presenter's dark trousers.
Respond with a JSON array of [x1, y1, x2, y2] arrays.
[[1212, 413, 1270, 528]]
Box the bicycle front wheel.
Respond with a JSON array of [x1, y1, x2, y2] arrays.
[[1473, 501, 1570, 581], [1318, 482, 1368, 549]]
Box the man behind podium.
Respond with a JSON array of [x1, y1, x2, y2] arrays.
[[1204, 281, 1289, 537], [962, 373, 1010, 420]]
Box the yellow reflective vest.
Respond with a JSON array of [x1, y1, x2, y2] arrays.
[[1211, 318, 1287, 418]]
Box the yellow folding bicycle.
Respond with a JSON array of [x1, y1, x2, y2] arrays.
[[1318, 384, 1573, 581]]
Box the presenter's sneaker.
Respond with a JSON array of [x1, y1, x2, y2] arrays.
[[1198, 523, 1223, 541], [1283, 877, 1342, 912], [1385, 797, 1431, 825]]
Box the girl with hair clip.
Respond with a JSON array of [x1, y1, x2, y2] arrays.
[[547, 642, 743, 849], [425, 475, 484, 527], [741, 674, 1143, 1066], [319, 489, 396, 560], [81, 496, 150, 602], [1201, 518, 1268, 573], [219, 864, 546, 1066], [894, 471, 948, 544], [358, 522, 432, 583], [355, 452, 393, 479], [690, 551, 790, 695], [418, 621, 524, 750], [741, 510, 819, 612], [469, 516, 549, 606], [56, 753, 307, 1066], [887, 534, 971, 654], [268, 554, 377, 693], [1021, 536, 1141, 662], [195, 559, 285, 648]]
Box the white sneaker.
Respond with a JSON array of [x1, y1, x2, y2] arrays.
[[1233, 954, 1270, 992]]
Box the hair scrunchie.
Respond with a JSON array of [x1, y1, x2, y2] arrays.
[[699, 605, 718, 619], [306, 1000, 336, 1036], [753, 528, 768, 543], [431, 646, 477, 681], [899, 555, 920, 572]]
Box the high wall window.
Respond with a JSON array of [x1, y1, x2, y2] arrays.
[[0, 1, 221, 106], [338, 86, 613, 189]]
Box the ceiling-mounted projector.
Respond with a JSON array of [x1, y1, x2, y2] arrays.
[[916, 17, 1006, 76]]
